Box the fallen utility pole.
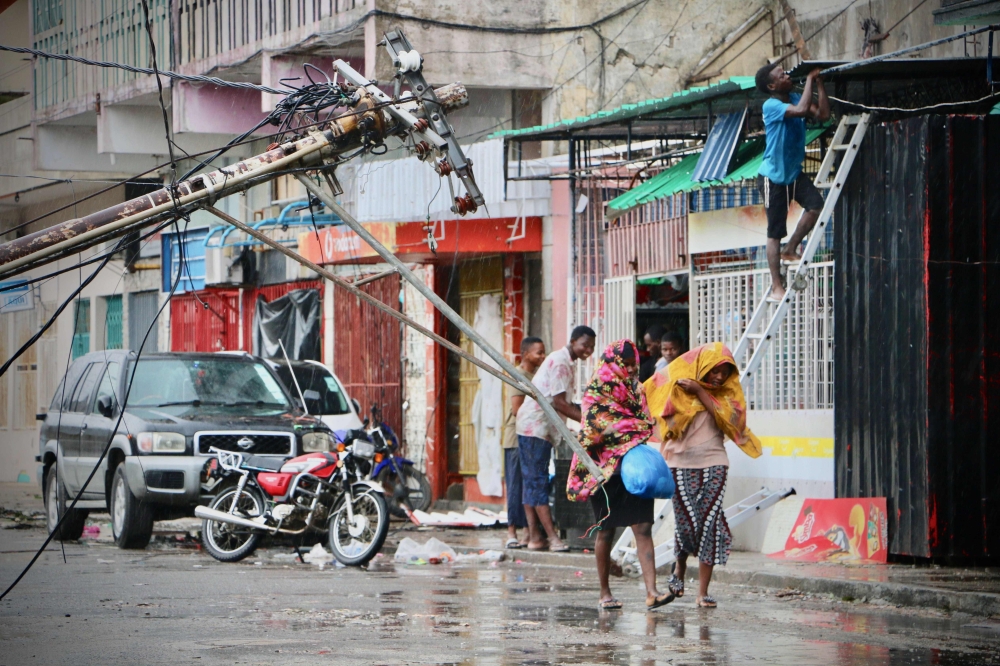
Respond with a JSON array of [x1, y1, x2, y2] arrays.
[[293, 172, 605, 483], [0, 28, 605, 485]]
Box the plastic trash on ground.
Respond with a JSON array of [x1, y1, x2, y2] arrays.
[[302, 543, 333, 565], [394, 537, 457, 564], [455, 549, 505, 563]]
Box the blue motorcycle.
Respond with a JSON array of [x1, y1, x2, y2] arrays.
[[363, 404, 432, 519]]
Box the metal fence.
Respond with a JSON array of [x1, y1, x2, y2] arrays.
[[605, 193, 687, 278], [692, 260, 834, 410]]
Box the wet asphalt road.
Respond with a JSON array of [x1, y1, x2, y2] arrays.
[[2, 524, 1000, 666]]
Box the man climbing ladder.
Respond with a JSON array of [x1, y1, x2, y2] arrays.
[[755, 63, 831, 300]]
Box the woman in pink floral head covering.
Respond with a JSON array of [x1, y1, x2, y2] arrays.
[[567, 339, 674, 611]]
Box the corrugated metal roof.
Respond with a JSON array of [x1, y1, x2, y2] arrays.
[[606, 128, 827, 218], [489, 77, 757, 141], [692, 109, 746, 183]]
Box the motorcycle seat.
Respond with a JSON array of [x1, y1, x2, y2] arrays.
[[241, 456, 287, 472]]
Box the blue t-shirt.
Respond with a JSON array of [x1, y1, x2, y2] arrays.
[[759, 93, 806, 185]]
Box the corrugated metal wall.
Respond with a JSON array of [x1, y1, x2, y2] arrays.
[[169, 289, 241, 352], [332, 274, 403, 439], [835, 115, 1000, 559]]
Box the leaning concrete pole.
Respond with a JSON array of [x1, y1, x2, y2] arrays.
[[293, 173, 606, 484]]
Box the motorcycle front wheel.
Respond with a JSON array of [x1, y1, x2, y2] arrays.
[[328, 490, 389, 566], [201, 484, 265, 563]]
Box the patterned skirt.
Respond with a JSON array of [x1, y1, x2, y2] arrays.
[[671, 466, 732, 566]]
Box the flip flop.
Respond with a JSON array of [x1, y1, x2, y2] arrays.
[[549, 542, 570, 553], [667, 574, 684, 598], [696, 596, 718, 608], [505, 538, 525, 549], [599, 599, 623, 610], [646, 592, 675, 610]]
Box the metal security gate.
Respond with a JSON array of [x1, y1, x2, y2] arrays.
[[332, 273, 403, 440], [692, 262, 834, 410], [128, 291, 159, 353], [104, 295, 123, 349], [602, 275, 636, 348]]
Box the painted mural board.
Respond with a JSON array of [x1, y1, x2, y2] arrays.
[[767, 497, 889, 563]]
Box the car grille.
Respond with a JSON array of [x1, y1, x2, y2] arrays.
[[196, 432, 294, 456]]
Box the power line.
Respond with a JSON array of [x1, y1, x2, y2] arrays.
[[0, 223, 185, 602], [0, 43, 289, 95]]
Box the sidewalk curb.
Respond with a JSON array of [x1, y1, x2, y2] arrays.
[[456, 546, 1000, 617], [713, 569, 1000, 618]]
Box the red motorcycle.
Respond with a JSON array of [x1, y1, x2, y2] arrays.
[[194, 436, 389, 566]]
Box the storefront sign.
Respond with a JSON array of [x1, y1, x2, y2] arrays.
[[298, 223, 397, 265], [0, 279, 34, 312], [768, 497, 888, 563]]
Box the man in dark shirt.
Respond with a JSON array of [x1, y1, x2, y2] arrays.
[[639, 324, 665, 383]]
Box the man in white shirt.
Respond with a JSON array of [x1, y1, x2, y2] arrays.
[[516, 325, 596, 551]]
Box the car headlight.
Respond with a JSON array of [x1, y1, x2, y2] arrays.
[[302, 431, 334, 453], [136, 432, 186, 454], [352, 440, 376, 459]]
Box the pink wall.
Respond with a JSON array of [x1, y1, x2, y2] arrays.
[[173, 83, 270, 136], [550, 175, 571, 350]]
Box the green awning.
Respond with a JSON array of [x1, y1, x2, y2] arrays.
[[607, 128, 827, 219], [489, 77, 758, 141]]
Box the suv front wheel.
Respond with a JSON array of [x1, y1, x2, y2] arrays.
[[110, 464, 154, 549], [45, 463, 87, 541]]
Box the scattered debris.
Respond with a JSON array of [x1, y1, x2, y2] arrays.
[[455, 550, 504, 563], [394, 537, 457, 564], [410, 508, 507, 527]]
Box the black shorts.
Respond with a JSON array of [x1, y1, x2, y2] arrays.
[[759, 173, 825, 240], [589, 474, 654, 531]]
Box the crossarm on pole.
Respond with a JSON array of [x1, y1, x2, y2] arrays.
[[292, 173, 606, 484]]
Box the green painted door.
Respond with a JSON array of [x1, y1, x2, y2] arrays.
[[104, 295, 122, 349], [71, 299, 90, 359]]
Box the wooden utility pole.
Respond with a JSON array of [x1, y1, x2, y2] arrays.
[[780, 0, 812, 61]]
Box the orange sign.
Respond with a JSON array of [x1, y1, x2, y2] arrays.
[[298, 223, 397, 265], [768, 498, 889, 563]]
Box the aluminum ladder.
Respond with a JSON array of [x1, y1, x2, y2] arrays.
[[733, 113, 871, 384], [610, 486, 796, 576]]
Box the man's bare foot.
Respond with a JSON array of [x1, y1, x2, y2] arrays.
[[548, 537, 570, 552], [780, 249, 802, 263], [769, 287, 786, 301]]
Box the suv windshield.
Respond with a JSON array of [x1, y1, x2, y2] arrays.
[[274, 364, 350, 416], [126, 357, 292, 411]]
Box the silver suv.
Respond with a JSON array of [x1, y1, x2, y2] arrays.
[[37, 351, 333, 549]]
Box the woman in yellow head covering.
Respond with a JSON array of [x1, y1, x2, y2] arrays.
[[643, 342, 761, 609]]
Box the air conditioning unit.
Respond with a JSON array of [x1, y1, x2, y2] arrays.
[[205, 246, 243, 285]]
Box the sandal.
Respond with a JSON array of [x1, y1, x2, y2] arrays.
[[599, 598, 623, 610], [505, 538, 525, 549], [667, 575, 684, 598], [548, 539, 570, 553], [696, 596, 717, 608], [646, 592, 675, 610]]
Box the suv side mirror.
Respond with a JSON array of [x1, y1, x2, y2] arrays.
[[97, 395, 114, 418], [351, 398, 361, 415]]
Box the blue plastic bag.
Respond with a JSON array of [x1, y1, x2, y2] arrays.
[[621, 444, 675, 499]]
